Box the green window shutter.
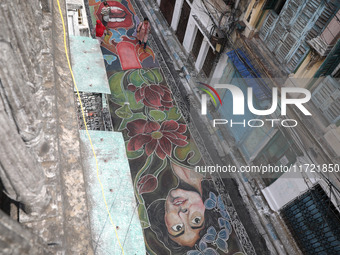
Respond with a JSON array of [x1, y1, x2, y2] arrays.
[[263, 0, 278, 10], [314, 40, 340, 78]]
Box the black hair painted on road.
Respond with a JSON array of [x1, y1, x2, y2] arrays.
[[147, 179, 220, 255]]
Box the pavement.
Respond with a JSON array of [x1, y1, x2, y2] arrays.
[[130, 1, 276, 255]]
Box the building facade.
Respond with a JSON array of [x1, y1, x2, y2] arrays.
[[158, 0, 234, 76], [220, 0, 340, 254], [158, 0, 340, 254]]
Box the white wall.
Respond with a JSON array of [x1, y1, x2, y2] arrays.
[[171, 0, 185, 31], [158, 0, 216, 72], [183, 15, 198, 53], [67, 11, 79, 36], [195, 39, 209, 71], [67, 0, 89, 37]]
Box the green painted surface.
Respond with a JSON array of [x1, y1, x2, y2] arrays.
[[79, 130, 145, 255], [70, 36, 111, 94]]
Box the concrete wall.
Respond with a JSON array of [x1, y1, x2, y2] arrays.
[[0, 0, 94, 253]]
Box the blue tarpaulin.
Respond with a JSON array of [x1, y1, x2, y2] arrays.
[[226, 49, 271, 100]]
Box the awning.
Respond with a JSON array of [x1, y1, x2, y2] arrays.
[[227, 49, 271, 100]]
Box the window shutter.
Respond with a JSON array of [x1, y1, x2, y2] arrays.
[[260, 0, 336, 72], [274, 34, 296, 63], [312, 76, 340, 123], [266, 21, 286, 51], [285, 42, 309, 72], [306, 0, 339, 41], [314, 40, 340, 77], [281, 0, 301, 25], [259, 10, 278, 41]]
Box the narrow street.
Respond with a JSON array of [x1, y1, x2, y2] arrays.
[[88, 0, 268, 254]]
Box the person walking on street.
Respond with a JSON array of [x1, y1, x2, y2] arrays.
[[95, 20, 106, 45], [101, 1, 110, 32], [137, 17, 151, 52]]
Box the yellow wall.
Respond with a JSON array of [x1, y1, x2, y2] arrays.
[[243, 0, 267, 29], [293, 51, 325, 80], [256, 9, 269, 30]]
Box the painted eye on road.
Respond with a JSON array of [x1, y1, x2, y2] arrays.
[[171, 223, 184, 232], [191, 216, 201, 224]]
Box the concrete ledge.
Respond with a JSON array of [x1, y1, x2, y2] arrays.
[[52, 0, 94, 253], [70, 36, 111, 94], [79, 130, 145, 255]]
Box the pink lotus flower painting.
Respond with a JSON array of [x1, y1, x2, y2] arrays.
[[126, 119, 188, 159], [127, 84, 174, 111]]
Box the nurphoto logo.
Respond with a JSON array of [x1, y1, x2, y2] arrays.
[[199, 82, 312, 128]]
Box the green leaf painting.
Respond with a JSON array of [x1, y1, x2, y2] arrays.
[[150, 68, 163, 83], [109, 71, 126, 105], [149, 110, 166, 122], [126, 90, 144, 110], [166, 107, 181, 121], [118, 112, 147, 131], [142, 70, 157, 83], [138, 203, 150, 229], [174, 139, 201, 165], [128, 70, 144, 87], [115, 103, 133, 119]]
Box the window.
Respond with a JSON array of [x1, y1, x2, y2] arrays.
[[281, 184, 340, 255], [260, 0, 338, 73], [311, 76, 340, 124], [253, 131, 300, 186], [263, 0, 286, 15], [78, 9, 83, 25]]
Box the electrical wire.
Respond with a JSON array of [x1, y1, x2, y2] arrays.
[[56, 1, 125, 254]]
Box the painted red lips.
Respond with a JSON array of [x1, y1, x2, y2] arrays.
[[97, 1, 133, 29]]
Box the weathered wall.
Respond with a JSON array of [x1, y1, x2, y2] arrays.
[[0, 210, 49, 254], [0, 0, 49, 214], [0, 0, 94, 254]]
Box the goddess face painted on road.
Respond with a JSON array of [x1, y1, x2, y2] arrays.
[[165, 188, 205, 247], [97, 1, 134, 29]]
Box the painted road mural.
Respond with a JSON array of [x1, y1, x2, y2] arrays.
[[89, 1, 246, 254]]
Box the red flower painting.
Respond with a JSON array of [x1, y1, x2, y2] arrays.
[[127, 84, 174, 111], [127, 119, 188, 159], [137, 174, 158, 194]]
